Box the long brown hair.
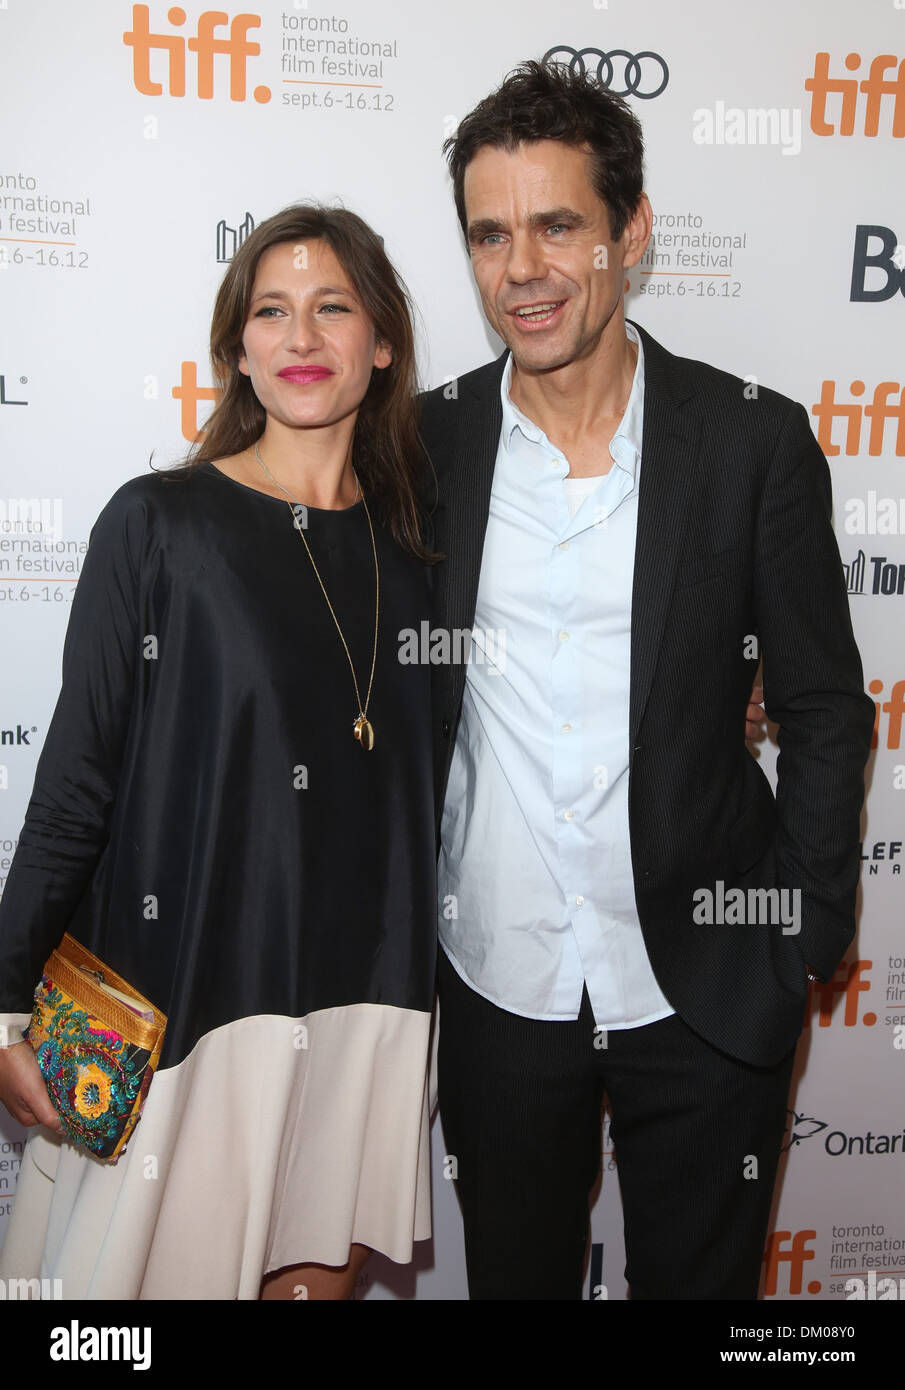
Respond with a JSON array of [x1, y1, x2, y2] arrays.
[[166, 204, 438, 562]]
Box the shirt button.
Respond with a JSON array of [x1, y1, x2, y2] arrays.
[[559, 540, 569, 551], [559, 630, 570, 642], [563, 810, 575, 821], [576, 895, 585, 906], [562, 723, 572, 733]]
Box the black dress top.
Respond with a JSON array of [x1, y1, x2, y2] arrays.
[[0, 463, 437, 1067]]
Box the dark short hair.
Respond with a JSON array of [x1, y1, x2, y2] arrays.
[[443, 59, 645, 242]]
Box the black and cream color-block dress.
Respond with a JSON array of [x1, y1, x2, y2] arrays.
[[0, 463, 437, 1298]]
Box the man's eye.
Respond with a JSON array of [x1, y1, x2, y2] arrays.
[[547, 224, 570, 235], [481, 234, 504, 246]]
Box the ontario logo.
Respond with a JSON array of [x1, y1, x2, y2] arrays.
[[783, 1109, 905, 1157], [123, 6, 270, 102]]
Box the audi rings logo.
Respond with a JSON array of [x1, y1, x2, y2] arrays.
[[543, 46, 669, 99]]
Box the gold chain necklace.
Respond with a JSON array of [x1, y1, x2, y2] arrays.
[[254, 441, 378, 750]]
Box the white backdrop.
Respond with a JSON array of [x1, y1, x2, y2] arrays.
[[0, 0, 902, 1301]]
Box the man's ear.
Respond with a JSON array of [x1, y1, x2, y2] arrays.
[[623, 193, 653, 271]]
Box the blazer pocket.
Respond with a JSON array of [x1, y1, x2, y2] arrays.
[[729, 793, 776, 874]]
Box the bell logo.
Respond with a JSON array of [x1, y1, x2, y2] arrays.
[[804, 960, 876, 1028], [811, 381, 905, 456], [762, 1230, 819, 1296], [805, 53, 905, 136], [123, 6, 270, 102], [172, 362, 219, 441], [850, 226, 905, 302]]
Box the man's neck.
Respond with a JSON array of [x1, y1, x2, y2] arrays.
[[508, 316, 638, 477]]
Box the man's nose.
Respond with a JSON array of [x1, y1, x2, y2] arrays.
[[504, 233, 547, 283]]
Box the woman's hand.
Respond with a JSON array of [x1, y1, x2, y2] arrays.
[[0, 1040, 61, 1130]]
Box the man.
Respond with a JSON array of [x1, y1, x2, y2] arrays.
[[418, 61, 873, 1300]]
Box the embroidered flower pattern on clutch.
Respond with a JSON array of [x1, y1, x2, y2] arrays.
[[27, 979, 152, 1160]]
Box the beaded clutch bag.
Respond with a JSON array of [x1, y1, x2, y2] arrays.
[[25, 933, 167, 1163]]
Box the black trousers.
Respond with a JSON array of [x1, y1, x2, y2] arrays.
[[436, 947, 796, 1300]]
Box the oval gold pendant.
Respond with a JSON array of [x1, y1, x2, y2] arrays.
[[353, 715, 375, 751]]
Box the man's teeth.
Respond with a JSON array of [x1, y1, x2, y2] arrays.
[[515, 303, 560, 320]]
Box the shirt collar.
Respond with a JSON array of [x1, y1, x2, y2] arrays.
[[500, 322, 645, 482]]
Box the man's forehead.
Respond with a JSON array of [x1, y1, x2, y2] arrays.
[[463, 140, 602, 215]]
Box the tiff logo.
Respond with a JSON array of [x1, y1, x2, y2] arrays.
[[123, 5, 271, 102], [804, 959, 876, 1028], [868, 679, 905, 748], [805, 53, 905, 136], [762, 1230, 818, 1296], [172, 361, 219, 441], [811, 380, 905, 456]]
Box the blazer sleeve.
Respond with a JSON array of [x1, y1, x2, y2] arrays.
[[0, 486, 146, 1038], [753, 402, 874, 980]]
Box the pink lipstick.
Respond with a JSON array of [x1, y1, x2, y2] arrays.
[[278, 366, 334, 382]]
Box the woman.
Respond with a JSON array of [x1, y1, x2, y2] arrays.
[[0, 205, 439, 1300]]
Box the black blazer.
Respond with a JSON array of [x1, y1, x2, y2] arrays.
[[417, 322, 874, 1067]]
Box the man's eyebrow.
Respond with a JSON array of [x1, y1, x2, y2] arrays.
[[466, 208, 591, 244], [528, 207, 590, 229], [466, 218, 506, 245]]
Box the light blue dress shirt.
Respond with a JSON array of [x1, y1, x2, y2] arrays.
[[438, 324, 676, 1028]]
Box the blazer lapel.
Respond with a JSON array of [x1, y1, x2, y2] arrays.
[[628, 323, 701, 750], [436, 352, 506, 646]]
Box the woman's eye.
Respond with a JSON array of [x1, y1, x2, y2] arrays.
[[254, 305, 284, 317], [319, 302, 351, 314]]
